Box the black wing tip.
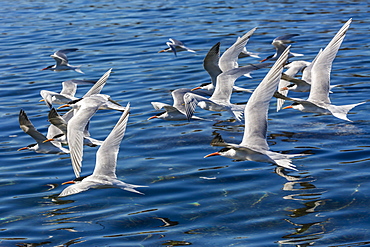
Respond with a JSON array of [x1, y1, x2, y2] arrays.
[[210, 132, 226, 146], [48, 107, 59, 118], [19, 109, 28, 120]]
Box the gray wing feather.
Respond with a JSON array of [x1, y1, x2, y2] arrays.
[[241, 46, 290, 150], [219, 27, 257, 72], [93, 103, 130, 177], [68, 101, 101, 177], [308, 19, 351, 104], [211, 63, 270, 103], [48, 108, 69, 135], [203, 42, 222, 86], [19, 109, 48, 143], [83, 68, 112, 97], [183, 92, 209, 120]]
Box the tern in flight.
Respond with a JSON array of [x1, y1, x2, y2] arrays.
[[260, 34, 304, 62], [18, 109, 69, 154], [59, 103, 147, 197], [204, 46, 306, 171], [158, 38, 195, 57], [42, 49, 84, 73], [280, 19, 365, 122]]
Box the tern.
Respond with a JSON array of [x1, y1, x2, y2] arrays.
[[59, 103, 147, 197], [260, 34, 304, 62], [277, 53, 338, 110], [17, 109, 69, 154], [184, 63, 270, 122], [42, 68, 113, 145], [204, 46, 305, 171], [158, 38, 195, 57], [148, 88, 207, 121], [280, 19, 365, 122], [59, 94, 127, 178], [185, 28, 272, 121], [42, 49, 83, 73], [192, 42, 258, 95], [40, 79, 96, 108]]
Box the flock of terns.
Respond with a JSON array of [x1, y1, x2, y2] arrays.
[[17, 18, 364, 198]]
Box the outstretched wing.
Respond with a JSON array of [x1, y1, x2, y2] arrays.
[[308, 19, 351, 104], [151, 102, 171, 111], [241, 46, 290, 150], [93, 103, 130, 178], [60, 79, 96, 96], [83, 68, 112, 97], [19, 109, 47, 143], [48, 108, 69, 135], [51, 49, 78, 66], [203, 42, 222, 87], [219, 27, 257, 72], [68, 99, 101, 178], [183, 92, 210, 120], [211, 63, 270, 104]]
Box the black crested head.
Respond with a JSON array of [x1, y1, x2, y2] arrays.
[[219, 147, 231, 153], [265, 54, 274, 60]]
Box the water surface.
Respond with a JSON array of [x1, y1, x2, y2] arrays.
[[1, 0, 370, 246]]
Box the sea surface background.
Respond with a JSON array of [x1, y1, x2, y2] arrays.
[[1, 0, 370, 246]]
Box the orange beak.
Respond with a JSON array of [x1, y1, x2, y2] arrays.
[[282, 106, 293, 110], [158, 49, 166, 53], [204, 152, 220, 158], [17, 147, 28, 151], [57, 104, 70, 109], [191, 87, 201, 91], [147, 116, 158, 120], [43, 138, 54, 143], [61, 180, 75, 185], [39, 99, 45, 102], [280, 87, 289, 91]]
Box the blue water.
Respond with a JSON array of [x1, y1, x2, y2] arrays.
[[1, 0, 370, 246]]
